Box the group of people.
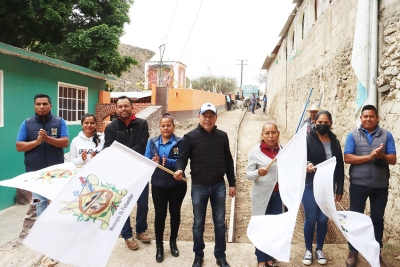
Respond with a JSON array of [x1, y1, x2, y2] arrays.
[[15, 93, 396, 267], [16, 94, 235, 267], [246, 105, 396, 267]]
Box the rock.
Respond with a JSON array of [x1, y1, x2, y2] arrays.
[[386, 43, 397, 56], [391, 59, 400, 66], [397, 80, 400, 89], [391, 67, 400, 76], [382, 60, 390, 69], [384, 36, 397, 43], [378, 85, 391, 93], [391, 53, 400, 60], [384, 27, 397, 36], [377, 76, 386, 87], [384, 66, 394, 75]]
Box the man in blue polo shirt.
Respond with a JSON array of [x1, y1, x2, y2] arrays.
[[343, 104, 396, 267]]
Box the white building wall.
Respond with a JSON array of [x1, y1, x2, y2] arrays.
[[266, 0, 400, 243]]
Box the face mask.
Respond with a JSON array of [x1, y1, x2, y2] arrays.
[[315, 124, 330, 135]]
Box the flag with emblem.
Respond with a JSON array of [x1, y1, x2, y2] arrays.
[[23, 141, 158, 267], [313, 157, 380, 267], [0, 162, 77, 201]]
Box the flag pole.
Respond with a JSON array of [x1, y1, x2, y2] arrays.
[[156, 164, 187, 182], [255, 158, 277, 182]]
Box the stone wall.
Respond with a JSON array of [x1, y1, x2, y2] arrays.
[[266, 0, 400, 243]]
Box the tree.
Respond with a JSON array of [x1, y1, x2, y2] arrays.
[[0, 0, 136, 77], [191, 75, 237, 94], [255, 70, 268, 84]]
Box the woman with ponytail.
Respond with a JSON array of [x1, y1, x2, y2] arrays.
[[69, 113, 104, 166]]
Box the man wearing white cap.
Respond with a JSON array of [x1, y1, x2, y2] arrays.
[[303, 104, 321, 134], [174, 103, 236, 267]]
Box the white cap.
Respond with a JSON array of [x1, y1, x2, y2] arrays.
[[199, 102, 217, 114]]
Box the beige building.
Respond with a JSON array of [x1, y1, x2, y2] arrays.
[[263, 0, 400, 244]]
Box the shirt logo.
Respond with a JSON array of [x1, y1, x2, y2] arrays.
[[51, 128, 58, 136], [173, 147, 179, 155]]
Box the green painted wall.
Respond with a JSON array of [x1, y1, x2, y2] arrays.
[[0, 53, 105, 210]]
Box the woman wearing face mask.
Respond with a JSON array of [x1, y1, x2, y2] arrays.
[[69, 113, 104, 166], [301, 110, 344, 266], [145, 113, 187, 263]]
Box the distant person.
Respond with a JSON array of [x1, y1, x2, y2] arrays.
[[262, 95, 267, 114], [302, 110, 344, 266], [69, 113, 104, 166], [344, 105, 396, 267], [16, 93, 69, 216], [226, 94, 231, 111], [145, 113, 187, 263], [174, 103, 236, 267], [104, 96, 151, 251], [246, 122, 284, 267], [303, 104, 321, 134], [251, 93, 257, 114]]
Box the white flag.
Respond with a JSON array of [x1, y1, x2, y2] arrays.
[[23, 142, 158, 267], [247, 125, 307, 262], [0, 162, 78, 201], [351, 0, 370, 113], [313, 157, 380, 267]]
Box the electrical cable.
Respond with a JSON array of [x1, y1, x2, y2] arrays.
[[177, 0, 204, 62], [161, 0, 180, 44]]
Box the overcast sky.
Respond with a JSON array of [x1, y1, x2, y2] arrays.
[[120, 0, 295, 89]]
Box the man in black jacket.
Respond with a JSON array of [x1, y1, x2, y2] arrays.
[[104, 96, 150, 251], [174, 103, 236, 267]]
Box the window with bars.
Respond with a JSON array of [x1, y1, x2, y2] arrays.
[[58, 83, 87, 123]]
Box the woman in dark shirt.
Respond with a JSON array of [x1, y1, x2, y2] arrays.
[[302, 110, 344, 266]]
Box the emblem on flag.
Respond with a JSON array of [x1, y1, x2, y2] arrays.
[[60, 174, 127, 230]]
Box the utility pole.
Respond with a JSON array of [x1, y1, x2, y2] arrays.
[[237, 59, 247, 92], [159, 44, 165, 86]]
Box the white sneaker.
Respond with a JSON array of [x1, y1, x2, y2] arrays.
[[302, 250, 313, 265], [315, 249, 327, 265]]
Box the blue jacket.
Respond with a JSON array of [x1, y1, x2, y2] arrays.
[[24, 113, 65, 172], [146, 134, 186, 188]]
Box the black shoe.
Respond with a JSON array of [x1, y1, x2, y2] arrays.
[[170, 241, 179, 257], [216, 258, 230, 267], [156, 244, 164, 263], [192, 257, 203, 267]]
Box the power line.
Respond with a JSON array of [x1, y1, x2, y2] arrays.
[[161, 0, 180, 44], [177, 0, 204, 62]]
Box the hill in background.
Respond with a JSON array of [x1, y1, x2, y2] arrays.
[[107, 43, 155, 92]]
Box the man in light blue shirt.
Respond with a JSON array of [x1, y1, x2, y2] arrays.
[[343, 105, 396, 267]]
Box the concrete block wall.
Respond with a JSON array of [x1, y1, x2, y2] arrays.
[[266, 0, 400, 243]]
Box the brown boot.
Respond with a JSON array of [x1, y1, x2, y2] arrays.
[[345, 251, 358, 267], [379, 255, 387, 267]]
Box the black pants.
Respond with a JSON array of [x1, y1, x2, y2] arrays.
[[152, 183, 187, 244], [226, 102, 231, 110]]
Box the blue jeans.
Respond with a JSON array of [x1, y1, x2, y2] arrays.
[[302, 184, 328, 251], [251, 103, 256, 113], [255, 191, 283, 262], [191, 182, 226, 259], [121, 183, 149, 239], [32, 192, 49, 217], [348, 183, 388, 251]]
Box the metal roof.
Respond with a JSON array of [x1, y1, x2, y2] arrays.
[[0, 42, 116, 80]]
